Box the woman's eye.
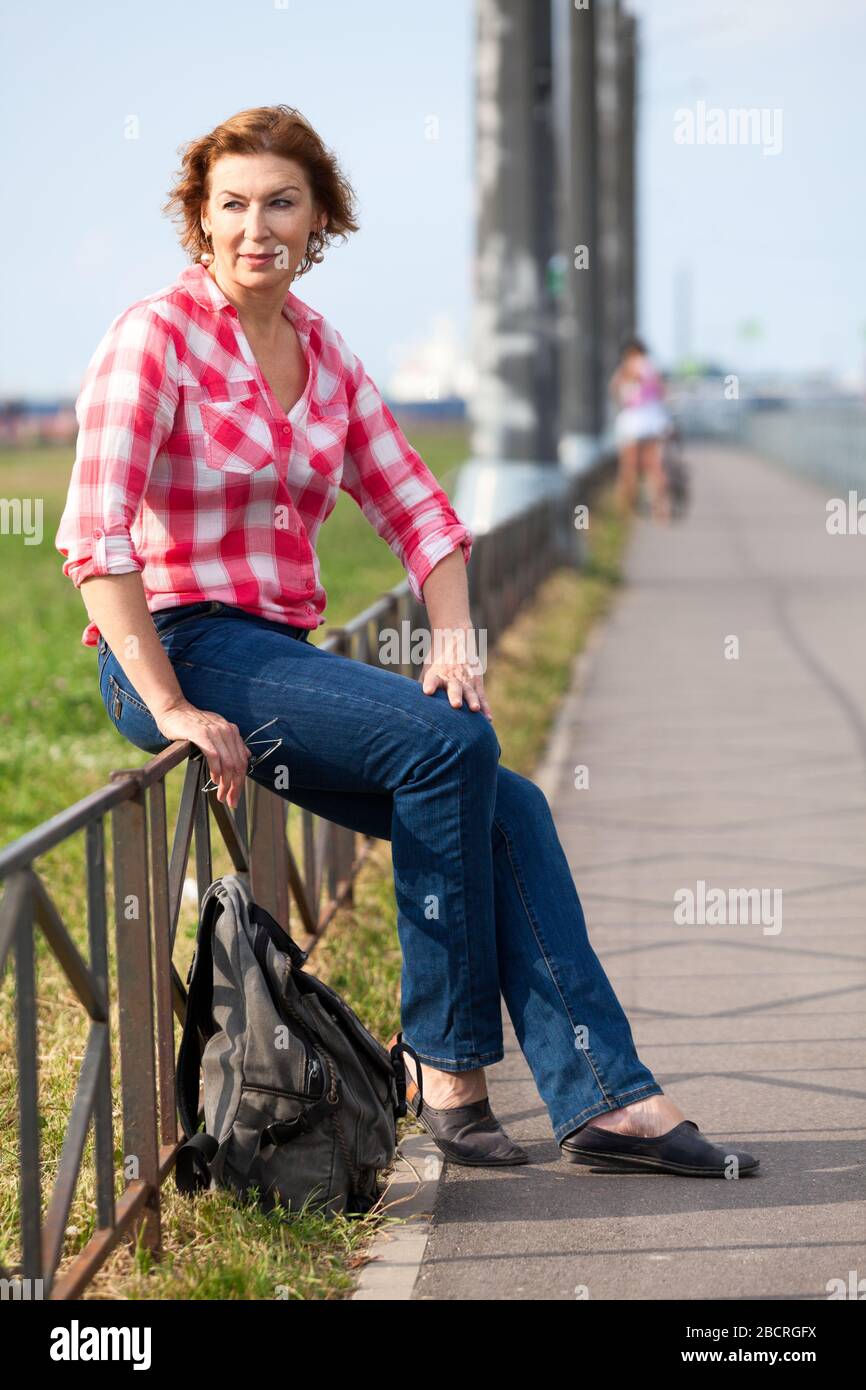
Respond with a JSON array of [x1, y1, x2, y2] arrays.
[[220, 199, 295, 210]]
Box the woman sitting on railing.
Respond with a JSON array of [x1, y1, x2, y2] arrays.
[[54, 104, 758, 1179]]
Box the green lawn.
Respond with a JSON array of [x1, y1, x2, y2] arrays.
[[0, 430, 630, 1298]]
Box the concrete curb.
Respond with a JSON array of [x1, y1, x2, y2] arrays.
[[350, 1134, 443, 1300]]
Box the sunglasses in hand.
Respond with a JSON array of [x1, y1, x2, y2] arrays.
[[201, 716, 283, 795]]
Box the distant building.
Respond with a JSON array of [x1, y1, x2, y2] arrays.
[[0, 399, 77, 447], [386, 314, 474, 414]]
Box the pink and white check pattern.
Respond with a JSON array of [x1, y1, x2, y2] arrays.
[[55, 261, 473, 647]]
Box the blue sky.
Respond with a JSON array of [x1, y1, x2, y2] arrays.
[[632, 0, 866, 380], [2, 0, 863, 397]]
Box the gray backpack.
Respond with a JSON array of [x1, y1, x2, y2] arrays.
[[175, 874, 416, 1216]]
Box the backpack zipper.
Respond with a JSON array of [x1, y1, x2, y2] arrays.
[[253, 922, 325, 1096], [280, 990, 325, 1096], [244, 1081, 318, 1101]]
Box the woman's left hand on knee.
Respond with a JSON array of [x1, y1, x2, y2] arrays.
[[419, 629, 493, 721]]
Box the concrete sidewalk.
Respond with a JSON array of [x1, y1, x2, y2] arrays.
[[411, 442, 866, 1301]]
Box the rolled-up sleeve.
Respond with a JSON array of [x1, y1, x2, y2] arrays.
[[55, 305, 178, 588], [339, 347, 473, 604]]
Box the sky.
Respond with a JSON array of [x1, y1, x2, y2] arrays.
[[2, 0, 864, 398], [631, 0, 866, 380]]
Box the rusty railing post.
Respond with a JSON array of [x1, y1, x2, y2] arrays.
[[110, 777, 161, 1257]]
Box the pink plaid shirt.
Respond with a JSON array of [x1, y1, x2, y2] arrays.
[[55, 261, 473, 647]]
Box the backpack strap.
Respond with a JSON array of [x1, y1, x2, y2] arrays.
[[247, 901, 309, 971], [176, 883, 224, 1141], [259, 1084, 343, 1150], [388, 1031, 423, 1118], [175, 1132, 219, 1195]]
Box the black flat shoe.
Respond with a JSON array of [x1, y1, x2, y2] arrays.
[[560, 1119, 760, 1178], [388, 1032, 529, 1167]]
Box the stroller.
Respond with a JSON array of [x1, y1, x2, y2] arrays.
[[662, 426, 690, 519], [634, 426, 690, 521]]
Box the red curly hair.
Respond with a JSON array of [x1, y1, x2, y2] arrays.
[[162, 104, 360, 279]]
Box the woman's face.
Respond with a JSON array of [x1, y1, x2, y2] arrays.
[[623, 347, 644, 375], [201, 152, 326, 290]]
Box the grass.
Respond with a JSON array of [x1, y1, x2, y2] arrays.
[[0, 431, 629, 1298]]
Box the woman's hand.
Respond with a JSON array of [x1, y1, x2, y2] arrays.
[[419, 630, 493, 721], [154, 699, 251, 810]]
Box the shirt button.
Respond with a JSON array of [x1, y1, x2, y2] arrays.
[[282, 424, 291, 436], [92, 528, 103, 539]]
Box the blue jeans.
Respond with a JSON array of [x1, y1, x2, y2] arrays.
[[97, 600, 663, 1142]]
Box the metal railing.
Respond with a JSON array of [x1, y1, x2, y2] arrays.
[[671, 396, 866, 495], [0, 456, 611, 1299]]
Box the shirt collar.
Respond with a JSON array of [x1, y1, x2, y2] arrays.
[[177, 260, 321, 327]]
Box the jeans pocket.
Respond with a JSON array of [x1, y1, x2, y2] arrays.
[[97, 635, 110, 683], [103, 667, 172, 755]]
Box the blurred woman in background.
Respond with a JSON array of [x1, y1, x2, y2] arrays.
[[610, 336, 672, 522]]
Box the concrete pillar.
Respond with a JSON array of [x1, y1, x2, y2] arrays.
[[556, 0, 603, 465], [594, 0, 623, 430], [617, 8, 638, 349], [456, 0, 639, 529], [457, 0, 565, 530]]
